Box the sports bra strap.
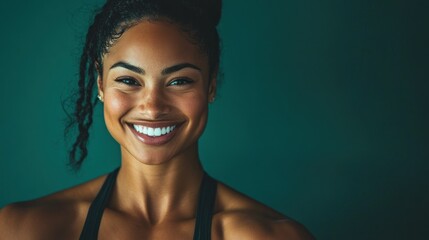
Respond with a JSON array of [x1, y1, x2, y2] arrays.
[[79, 168, 119, 240], [193, 172, 217, 240]]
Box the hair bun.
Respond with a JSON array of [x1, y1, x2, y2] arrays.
[[105, 0, 222, 27], [202, 0, 222, 27], [180, 0, 222, 27]]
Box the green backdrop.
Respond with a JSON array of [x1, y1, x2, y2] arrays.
[[0, 1, 428, 239]]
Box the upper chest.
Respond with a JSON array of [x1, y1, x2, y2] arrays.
[[82, 210, 224, 240]]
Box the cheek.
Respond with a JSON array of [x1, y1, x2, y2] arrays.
[[185, 93, 209, 124], [104, 91, 133, 126]]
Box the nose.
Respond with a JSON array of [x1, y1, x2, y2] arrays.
[[137, 85, 170, 119]]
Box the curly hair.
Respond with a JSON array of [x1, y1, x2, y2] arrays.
[[65, 0, 222, 170]]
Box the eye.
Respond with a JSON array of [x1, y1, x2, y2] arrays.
[[115, 77, 140, 86], [168, 78, 193, 86]]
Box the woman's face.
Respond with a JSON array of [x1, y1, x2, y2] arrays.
[[98, 20, 216, 165]]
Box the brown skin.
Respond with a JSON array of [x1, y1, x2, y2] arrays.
[[0, 21, 314, 240]]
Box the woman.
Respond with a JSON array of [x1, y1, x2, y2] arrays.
[[0, 0, 314, 239]]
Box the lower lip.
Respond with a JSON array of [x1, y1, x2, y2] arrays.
[[129, 124, 180, 146]]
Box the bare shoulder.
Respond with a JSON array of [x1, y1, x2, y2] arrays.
[[213, 182, 315, 240], [0, 174, 107, 240]]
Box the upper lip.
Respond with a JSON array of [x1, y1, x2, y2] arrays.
[[127, 121, 184, 128]]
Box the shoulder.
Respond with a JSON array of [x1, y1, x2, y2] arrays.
[[216, 212, 315, 240], [213, 182, 315, 240], [0, 199, 82, 240], [0, 174, 108, 240]]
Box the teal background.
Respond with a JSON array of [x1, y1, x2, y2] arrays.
[[0, 1, 428, 239]]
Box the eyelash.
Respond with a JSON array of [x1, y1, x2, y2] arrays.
[[168, 78, 193, 86], [115, 77, 140, 86], [114, 77, 193, 87]]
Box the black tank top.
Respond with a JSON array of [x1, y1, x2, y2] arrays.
[[79, 168, 217, 240]]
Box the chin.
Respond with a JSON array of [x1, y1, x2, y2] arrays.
[[123, 146, 183, 166], [135, 156, 171, 166]]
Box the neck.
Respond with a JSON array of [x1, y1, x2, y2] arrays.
[[111, 146, 204, 225]]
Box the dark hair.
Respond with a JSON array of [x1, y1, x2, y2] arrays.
[[65, 0, 222, 170]]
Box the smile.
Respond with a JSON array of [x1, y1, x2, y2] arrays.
[[133, 124, 176, 137], [128, 121, 182, 145]]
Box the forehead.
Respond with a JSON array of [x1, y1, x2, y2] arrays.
[[102, 20, 208, 72]]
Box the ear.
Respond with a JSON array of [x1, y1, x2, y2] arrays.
[[95, 62, 104, 101], [97, 75, 104, 100], [208, 75, 217, 103]]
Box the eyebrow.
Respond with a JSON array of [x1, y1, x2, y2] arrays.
[[109, 61, 201, 75], [161, 63, 201, 75], [110, 61, 145, 74]]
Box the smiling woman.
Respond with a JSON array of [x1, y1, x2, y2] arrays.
[[99, 21, 214, 166], [0, 0, 314, 239]]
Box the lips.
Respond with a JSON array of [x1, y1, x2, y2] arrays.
[[128, 122, 181, 145]]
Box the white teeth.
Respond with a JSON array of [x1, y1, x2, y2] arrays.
[[147, 128, 154, 136], [133, 124, 176, 137]]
